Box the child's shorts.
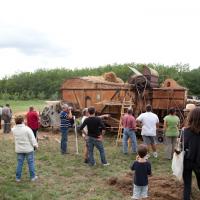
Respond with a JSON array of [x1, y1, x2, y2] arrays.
[[132, 184, 148, 199]]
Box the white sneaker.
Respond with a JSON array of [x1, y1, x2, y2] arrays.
[[31, 176, 38, 182], [153, 152, 158, 158], [16, 179, 21, 182], [102, 163, 110, 166]]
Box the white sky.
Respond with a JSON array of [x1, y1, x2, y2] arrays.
[[0, 0, 200, 78]]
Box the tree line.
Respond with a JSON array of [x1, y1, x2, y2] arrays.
[[0, 63, 199, 100]]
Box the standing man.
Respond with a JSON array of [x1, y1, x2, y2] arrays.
[[26, 106, 39, 139], [60, 104, 72, 154], [80, 106, 109, 166], [2, 104, 12, 133], [183, 103, 196, 125], [122, 108, 137, 154], [81, 108, 110, 163], [136, 104, 159, 158]]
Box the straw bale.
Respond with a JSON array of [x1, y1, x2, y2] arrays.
[[81, 72, 124, 84], [161, 79, 184, 88], [82, 76, 105, 83], [103, 72, 118, 82], [116, 77, 124, 83]]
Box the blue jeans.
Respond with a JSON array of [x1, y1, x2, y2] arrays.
[[87, 136, 107, 165], [16, 152, 35, 180], [133, 184, 148, 199], [60, 128, 68, 153], [123, 128, 137, 154]]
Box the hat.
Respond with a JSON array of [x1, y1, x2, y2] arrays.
[[62, 104, 69, 110], [184, 104, 196, 111], [82, 108, 88, 115]]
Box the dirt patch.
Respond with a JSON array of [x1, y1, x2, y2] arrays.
[[107, 172, 185, 200]]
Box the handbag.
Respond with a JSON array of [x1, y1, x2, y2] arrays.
[[171, 130, 184, 181]]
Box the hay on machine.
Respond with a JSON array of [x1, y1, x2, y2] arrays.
[[41, 67, 188, 135]]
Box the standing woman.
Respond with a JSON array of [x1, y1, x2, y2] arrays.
[[12, 115, 38, 182], [26, 106, 39, 139], [183, 107, 200, 200], [163, 108, 180, 159]]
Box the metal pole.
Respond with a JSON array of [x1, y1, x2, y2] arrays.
[[74, 116, 79, 154]]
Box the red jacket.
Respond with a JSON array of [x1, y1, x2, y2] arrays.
[[26, 111, 39, 130]]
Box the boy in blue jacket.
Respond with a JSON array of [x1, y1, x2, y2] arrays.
[[131, 144, 152, 199]]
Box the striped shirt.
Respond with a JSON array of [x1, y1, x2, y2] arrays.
[[60, 111, 71, 129]]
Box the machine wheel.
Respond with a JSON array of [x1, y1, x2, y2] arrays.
[[40, 115, 51, 127], [157, 136, 164, 143]]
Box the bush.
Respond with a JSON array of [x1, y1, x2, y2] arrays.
[[0, 92, 12, 100], [50, 92, 59, 100], [37, 91, 46, 100]]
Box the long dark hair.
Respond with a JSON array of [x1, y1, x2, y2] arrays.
[[186, 107, 200, 134]]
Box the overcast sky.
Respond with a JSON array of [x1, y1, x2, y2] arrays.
[[0, 0, 200, 78]]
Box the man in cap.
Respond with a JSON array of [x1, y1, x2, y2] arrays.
[[183, 103, 196, 126], [184, 104, 196, 115]]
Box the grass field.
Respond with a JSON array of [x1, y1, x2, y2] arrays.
[[0, 100, 46, 113], [0, 132, 174, 200], [0, 101, 199, 200]]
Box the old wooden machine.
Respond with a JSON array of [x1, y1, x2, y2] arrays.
[[41, 66, 187, 143], [60, 67, 187, 132]]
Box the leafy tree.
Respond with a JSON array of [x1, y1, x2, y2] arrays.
[[0, 63, 198, 100], [182, 67, 200, 95]]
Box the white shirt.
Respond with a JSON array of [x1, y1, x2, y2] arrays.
[[81, 116, 88, 134], [136, 112, 159, 136], [12, 124, 38, 153]]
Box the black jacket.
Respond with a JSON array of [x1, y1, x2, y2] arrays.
[[80, 116, 106, 138], [184, 128, 200, 167]]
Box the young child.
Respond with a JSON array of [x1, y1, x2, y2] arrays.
[[130, 144, 152, 199]]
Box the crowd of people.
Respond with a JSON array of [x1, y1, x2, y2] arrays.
[[0, 105, 40, 182], [56, 103, 200, 200], [1, 102, 199, 200]]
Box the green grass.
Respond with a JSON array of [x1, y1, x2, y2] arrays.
[[0, 100, 46, 113], [0, 133, 176, 200], [0, 101, 199, 199]]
